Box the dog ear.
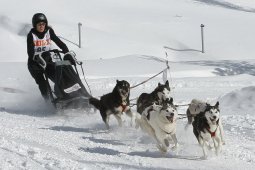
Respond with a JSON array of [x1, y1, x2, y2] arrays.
[[205, 103, 210, 111], [165, 80, 169, 86], [215, 101, 219, 108], [116, 80, 119, 84], [158, 82, 161, 87], [169, 97, 173, 104], [152, 102, 157, 109]]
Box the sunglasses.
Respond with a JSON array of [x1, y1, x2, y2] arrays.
[[37, 22, 46, 26]]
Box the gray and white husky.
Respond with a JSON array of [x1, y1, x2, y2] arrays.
[[136, 98, 179, 154]]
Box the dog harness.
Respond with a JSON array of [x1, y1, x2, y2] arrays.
[[206, 125, 219, 137], [120, 103, 127, 112], [146, 107, 155, 120]]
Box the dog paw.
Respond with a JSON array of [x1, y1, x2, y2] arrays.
[[156, 144, 167, 154], [171, 143, 179, 151]]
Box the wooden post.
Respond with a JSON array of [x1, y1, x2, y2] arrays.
[[78, 23, 82, 48], [201, 24, 205, 53]]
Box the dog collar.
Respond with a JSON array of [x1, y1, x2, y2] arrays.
[[121, 104, 127, 112]]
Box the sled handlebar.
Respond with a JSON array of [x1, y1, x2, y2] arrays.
[[45, 49, 64, 55], [41, 50, 82, 65]]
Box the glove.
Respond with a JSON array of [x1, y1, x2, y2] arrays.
[[64, 53, 76, 65]]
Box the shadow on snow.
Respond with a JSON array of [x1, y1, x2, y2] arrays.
[[182, 60, 255, 76], [193, 0, 255, 13]]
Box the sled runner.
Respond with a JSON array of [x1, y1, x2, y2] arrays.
[[36, 49, 92, 110]]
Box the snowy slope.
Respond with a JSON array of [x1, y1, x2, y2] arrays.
[[0, 0, 255, 169]]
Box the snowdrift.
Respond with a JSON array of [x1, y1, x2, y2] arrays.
[[220, 86, 255, 115]]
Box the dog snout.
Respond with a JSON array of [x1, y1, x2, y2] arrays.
[[213, 116, 217, 119], [166, 114, 174, 123], [121, 89, 129, 95]]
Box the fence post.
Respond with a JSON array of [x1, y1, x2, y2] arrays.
[[78, 22, 82, 48], [200, 24, 205, 53]]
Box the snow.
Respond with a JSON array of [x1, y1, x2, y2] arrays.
[[0, 0, 255, 169]]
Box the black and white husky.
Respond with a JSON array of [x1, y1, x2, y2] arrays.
[[89, 80, 135, 129], [191, 101, 224, 159], [185, 99, 225, 144], [136, 98, 179, 154], [137, 80, 171, 114]]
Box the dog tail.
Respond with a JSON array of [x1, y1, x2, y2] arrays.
[[89, 97, 101, 110], [186, 109, 193, 124], [185, 109, 192, 130]]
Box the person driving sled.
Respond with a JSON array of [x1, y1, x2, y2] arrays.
[[27, 13, 72, 101]]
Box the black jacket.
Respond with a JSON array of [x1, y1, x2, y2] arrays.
[[27, 27, 69, 64]]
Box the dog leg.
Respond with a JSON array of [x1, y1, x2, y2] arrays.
[[213, 136, 222, 156], [140, 116, 158, 142], [141, 123, 167, 154], [105, 116, 110, 129], [199, 137, 208, 159], [138, 116, 166, 153], [125, 109, 135, 127], [100, 110, 110, 129], [156, 143, 167, 154], [135, 117, 141, 129], [185, 109, 192, 130], [164, 138, 170, 147], [155, 133, 168, 154], [219, 119, 225, 145], [170, 134, 179, 151], [212, 138, 218, 155], [187, 109, 193, 124], [136, 116, 146, 131], [155, 130, 168, 154], [114, 113, 123, 127], [135, 113, 142, 129], [206, 141, 214, 150]]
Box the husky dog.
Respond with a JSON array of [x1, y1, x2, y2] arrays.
[[89, 80, 134, 129], [192, 101, 224, 159], [137, 80, 171, 114], [185, 99, 225, 144], [136, 98, 179, 154]]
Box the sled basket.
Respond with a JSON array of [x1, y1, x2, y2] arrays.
[[42, 49, 91, 110]]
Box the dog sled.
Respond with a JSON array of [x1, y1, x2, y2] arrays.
[[36, 49, 92, 110]]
